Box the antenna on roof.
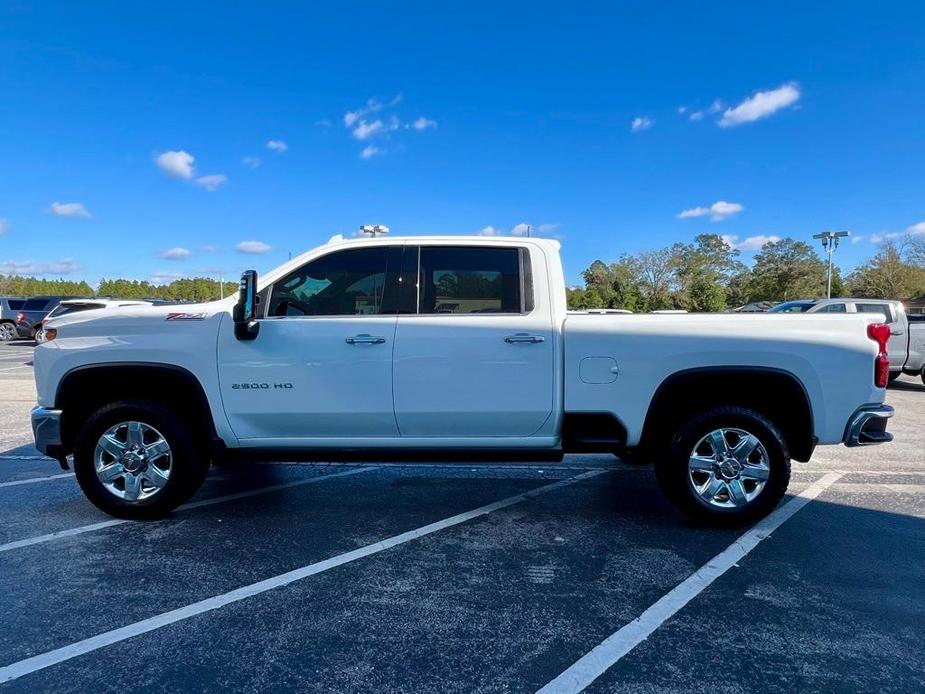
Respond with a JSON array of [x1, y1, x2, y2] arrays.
[[360, 224, 390, 238]]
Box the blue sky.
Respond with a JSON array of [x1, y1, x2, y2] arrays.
[[1, 1, 923, 286]]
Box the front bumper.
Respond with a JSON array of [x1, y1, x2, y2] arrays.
[[844, 404, 894, 446], [31, 406, 63, 457]]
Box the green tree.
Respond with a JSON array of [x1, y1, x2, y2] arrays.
[[744, 238, 832, 302]]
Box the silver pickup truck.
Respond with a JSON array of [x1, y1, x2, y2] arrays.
[[771, 298, 925, 383]]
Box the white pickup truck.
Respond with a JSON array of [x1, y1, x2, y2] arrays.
[[31, 235, 895, 526]]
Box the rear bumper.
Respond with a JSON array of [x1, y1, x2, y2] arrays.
[[31, 406, 63, 457], [843, 404, 894, 446]]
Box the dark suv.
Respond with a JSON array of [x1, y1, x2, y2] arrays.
[[14, 297, 65, 339], [0, 298, 26, 341]]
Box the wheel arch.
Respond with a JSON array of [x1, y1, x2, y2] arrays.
[[640, 366, 816, 462], [55, 362, 218, 454]]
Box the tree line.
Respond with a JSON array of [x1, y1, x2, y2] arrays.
[[568, 233, 925, 312], [0, 275, 238, 302]]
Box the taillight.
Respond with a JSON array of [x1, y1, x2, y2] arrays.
[[867, 323, 890, 387], [44, 328, 57, 341]]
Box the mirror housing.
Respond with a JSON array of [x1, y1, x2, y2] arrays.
[[233, 270, 260, 341]]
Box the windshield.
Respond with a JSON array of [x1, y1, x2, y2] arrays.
[[47, 302, 105, 318], [768, 301, 817, 313]]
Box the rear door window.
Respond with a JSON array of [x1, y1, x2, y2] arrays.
[[417, 246, 524, 314], [856, 303, 894, 323], [817, 303, 846, 313], [22, 299, 50, 311]]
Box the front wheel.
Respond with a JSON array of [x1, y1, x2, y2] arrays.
[[655, 406, 791, 527], [0, 322, 15, 341], [74, 400, 209, 519]]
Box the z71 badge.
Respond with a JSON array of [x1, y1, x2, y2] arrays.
[[165, 312, 207, 321]]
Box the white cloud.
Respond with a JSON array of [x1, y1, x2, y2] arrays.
[[156, 150, 195, 179], [344, 97, 387, 127], [0, 219, 8, 235], [242, 156, 261, 168], [0, 258, 80, 275], [412, 117, 437, 131], [689, 111, 704, 121], [50, 201, 92, 218], [266, 139, 288, 152], [688, 100, 725, 122], [315, 119, 333, 128], [200, 245, 222, 253], [159, 247, 191, 260], [194, 174, 228, 192], [721, 234, 780, 251], [718, 82, 801, 127], [677, 200, 744, 222], [631, 116, 653, 132], [360, 145, 382, 159], [235, 240, 272, 254], [150, 271, 183, 286], [907, 221, 925, 236], [478, 226, 500, 236], [352, 119, 385, 140], [511, 223, 532, 236], [851, 235, 865, 244], [677, 106, 687, 114]]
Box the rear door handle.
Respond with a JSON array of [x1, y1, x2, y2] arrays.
[[504, 333, 545, 344], [346, 334, 386, 345], [890, 330, 903, 336]]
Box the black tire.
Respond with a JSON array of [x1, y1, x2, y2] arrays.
[[0, 321, 15, 342], [74, 399, 209, 519], [888, 372, 901, 384], [655, 406, 791, 527]]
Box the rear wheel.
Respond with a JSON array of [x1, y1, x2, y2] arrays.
[[0, 322, 15, 341], [74, 400, 209, 519], [655, 406, 790, 527]]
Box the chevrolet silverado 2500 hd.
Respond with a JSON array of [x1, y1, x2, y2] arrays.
[[31, 236, 894, 525]]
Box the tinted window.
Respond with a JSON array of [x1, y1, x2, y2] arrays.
[[48, 303, 105, 318], [768, 301, 816, 313], [418, 247, 522, 314], [817, 303, 846, 313], [268, 247, 390, 317], [6, 299, 25, 310], [856, 303, 893, 323], [22, 299, 50, 311]]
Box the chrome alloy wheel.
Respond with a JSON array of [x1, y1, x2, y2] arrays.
[[0, 323, 15, 341], [94, 421, 172, 501], [688, 427, 770, 509]]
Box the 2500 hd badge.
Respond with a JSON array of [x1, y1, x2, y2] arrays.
[[231, 382, 294, 390]]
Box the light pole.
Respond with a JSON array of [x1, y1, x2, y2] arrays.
[[812, 230, 850, 298], [360, 224, 390, 238]]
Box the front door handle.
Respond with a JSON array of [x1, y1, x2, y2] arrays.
[[504, 333, 545, 344], [890, 329, 903, 336], [346, 334, 386, 345]]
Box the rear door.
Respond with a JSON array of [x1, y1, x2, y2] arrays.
[[392, 244, 555, 438]]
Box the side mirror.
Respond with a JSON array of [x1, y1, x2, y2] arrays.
[[233, 270, 260, 341]]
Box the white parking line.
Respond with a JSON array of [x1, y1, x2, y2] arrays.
[[0, 468, 606, 683], [0, 364, 31, 372], [0, 465, 378, 554], [536, 472, 842, 693], [0, 472, 73, 488]]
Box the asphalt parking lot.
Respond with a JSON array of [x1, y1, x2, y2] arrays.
[[0, 342, 923, 693]]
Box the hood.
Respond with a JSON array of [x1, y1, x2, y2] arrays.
[[45, 298, 234, 336]]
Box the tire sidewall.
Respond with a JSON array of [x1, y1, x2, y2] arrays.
[[657, 406, 791, 526], [74, 400, 206, 519]]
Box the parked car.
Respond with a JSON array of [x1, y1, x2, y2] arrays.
[[34, 299, 152, 343], [32, 235, 893, 526], [0, 297, 26, 341], [14, 297, 66, 339], [769, 298, 925, 382]]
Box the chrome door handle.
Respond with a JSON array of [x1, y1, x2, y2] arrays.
[[504, 333, 545, 344], [890, 330, 902, 336], [346, 334, 386, 345]]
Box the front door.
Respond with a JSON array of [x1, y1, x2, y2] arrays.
[[218, 245, 400, 442], [392, 245, 555, 438]]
